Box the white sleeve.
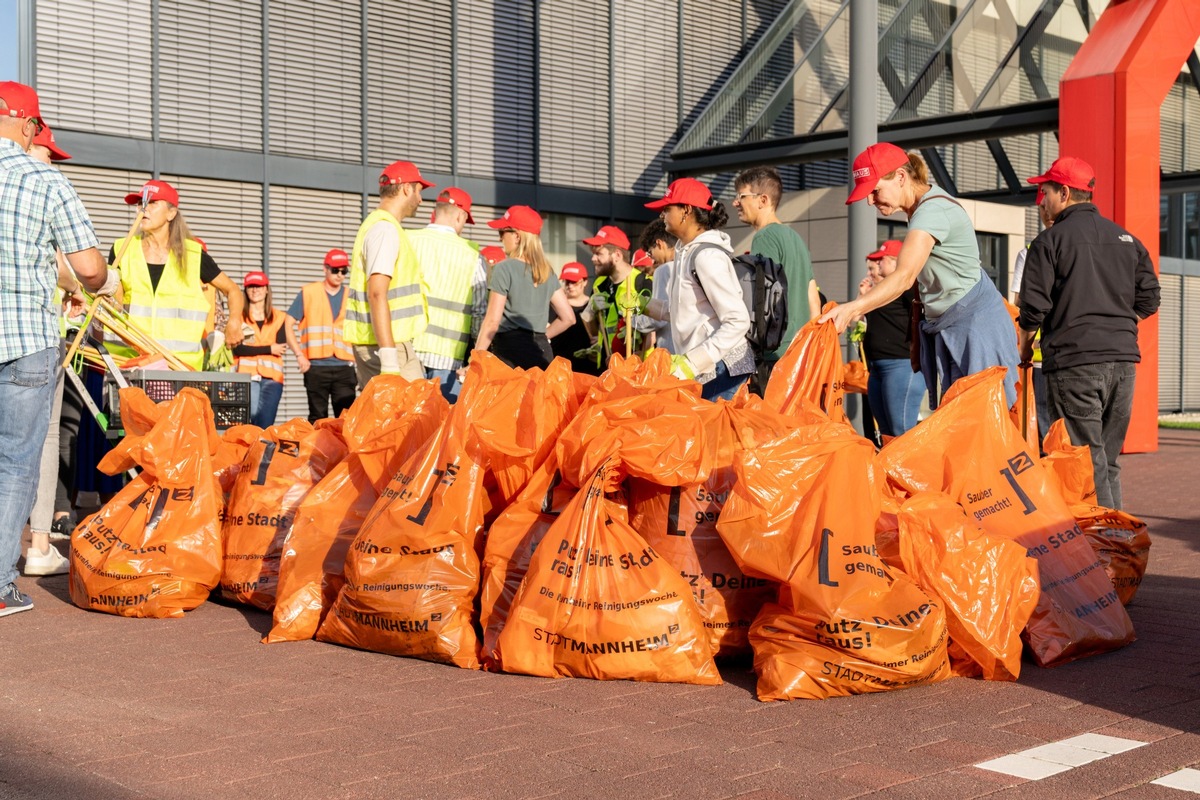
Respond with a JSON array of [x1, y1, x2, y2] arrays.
[[1011, 248, 1027, 295], [364, 221, 401, 278], [686, 249, 750, 374]]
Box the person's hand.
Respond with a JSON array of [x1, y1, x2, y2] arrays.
[[817, 302, 859, 334], [643, 298, 668, 321], [297, 353, 311, 373], [271, 343, 287, 356], [670, 354, 697, 380], [631, 314, 658, 333], [63, 291, 87, 319], [1019, 339, 1035, 366], [224, 321, 244, 349], [590, 294, 609, 313], [377, 346, 401, 375], [857, 277, 873, 297], [95, 269, 122, 298]]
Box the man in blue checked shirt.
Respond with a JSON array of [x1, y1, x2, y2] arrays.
[[0, 82, 118, 618]]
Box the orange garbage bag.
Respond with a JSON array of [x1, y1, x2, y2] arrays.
[[1072, 504, 1151, 606], [214, 425, 262, 505], [1042, 420, 1098, 506], [69, 388, 223, 618], [96, 388, 162, 475], [843, 360, 869, 394], [316, 354, 524, 668], [1012, 364, 1039, 454], [896, 492, 1040, 680], [763, 305, 849, 424], [220, 419, 347, 610], [265, 377, 447, 643], [496, 456, 721, 684], [877, 367, 1135, 667], [719, 424, 950, 700]]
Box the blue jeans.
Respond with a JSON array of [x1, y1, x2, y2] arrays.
[[867, 358, 925, 437], [424, 367, 461, 403], [249, 379, 284, 428], [702, 361, 750, 402], [0, 347, 57, 588]]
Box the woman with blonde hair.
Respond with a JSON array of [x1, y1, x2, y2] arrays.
[[820, 144, 1018, 409], [233, 271, 302, 427], [475, 206, 574, 370], [108, 180, 243, 369]]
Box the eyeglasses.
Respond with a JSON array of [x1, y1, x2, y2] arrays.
[[326, 267, 349, 275], [499, 228, 517, 237], [22, 116, 46, 136], [733, 192, 763, 203]]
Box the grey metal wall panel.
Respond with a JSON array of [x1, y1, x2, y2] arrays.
[[59, 165, 154, 253], [1184, 274, 1200, 410], [159, 0, 263, 150], [159, 175, 265, 281], [682, 0, 747, 125], [613, 2, 678, 196], [268, 0, 363, 162], [1159, 273, 1182, 412], [366, 0, 453, 171], [34, 0, 153, 137]]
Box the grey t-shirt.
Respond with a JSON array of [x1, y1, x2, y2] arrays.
[[489, 257, 555, 334], [908, 185, 981, 318]]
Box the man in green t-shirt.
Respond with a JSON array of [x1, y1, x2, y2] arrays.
[[733, 166, 819, 364]]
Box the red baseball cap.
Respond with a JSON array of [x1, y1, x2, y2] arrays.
[[488, 205, 543, 235], [379, 160, 435, 189], [244, 271, 269, 287], [0, 81, 42, 126], [645, 178, 714, 210], [324, 248, 349, 268], [867, 240, 902, 260], [631, 248, 654, 268], [846, 143, 910, 205], [124, 179, 180, 207], [480, 245, 506, 265], [32, 124, 71, 161], [1028, 156, 1096, 193], [434, 187, 474, 224], [583, 225, 630, 250], [560, 262, 588, 282]]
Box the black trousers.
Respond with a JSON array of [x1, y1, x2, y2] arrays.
[[303, 364, 358, 422], [490, 329, 553, 370]]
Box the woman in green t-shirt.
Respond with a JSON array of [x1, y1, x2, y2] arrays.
[[476, 205, 574, 370]]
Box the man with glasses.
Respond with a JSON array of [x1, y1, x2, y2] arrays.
[[287, 248, 358, 421], [343, 160, 432, 388], [0, 82, 118, 617], [733, 166, 818, 371]]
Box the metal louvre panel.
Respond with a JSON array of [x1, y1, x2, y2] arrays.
[[457, 1, 535, 181], [613, 3, 678, 196], [366, 2, 452, 170], [158, 175, 264, 281], [1184, 274, 1200, 410], [268, 0, 363, 162], [159, 0, 263, 150], [681, 0, 746, 127], [34, 0, 152, 137], [538, 0, 610, 191], [1160, 82, 1185, 173], [58, 165, 153, 254], [268, 186, 364, 422], [1158, 273, 1181, 412]]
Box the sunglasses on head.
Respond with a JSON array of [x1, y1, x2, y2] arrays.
[[327, 267, 349, 275]]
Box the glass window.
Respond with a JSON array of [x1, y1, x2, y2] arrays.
[[977, 232, 1009, 296], [1186, 192, 1200, 260]]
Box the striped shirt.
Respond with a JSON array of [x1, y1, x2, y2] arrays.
[[0, 137, 99, 362]]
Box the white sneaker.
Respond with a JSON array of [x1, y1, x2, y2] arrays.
[[23, 545, 69, 576]]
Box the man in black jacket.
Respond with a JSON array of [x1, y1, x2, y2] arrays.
[[1018, 156, 1160, 510]]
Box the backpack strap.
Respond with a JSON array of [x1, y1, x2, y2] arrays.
[[685, 241, 725, 301]]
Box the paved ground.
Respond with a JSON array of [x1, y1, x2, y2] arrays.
[[2, 431, 1198, 800]]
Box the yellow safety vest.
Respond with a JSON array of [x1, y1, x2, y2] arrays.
[[409, 228, 479, 365], [343, 209, 427, 346], [299, 282, 353, 361], [592, 267, 647, 365], [109, 236, 208, 369]]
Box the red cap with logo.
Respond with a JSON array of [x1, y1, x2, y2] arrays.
[[124, 179, 180, 207], [560, 262, 588, 282], [488, 205, 543, 236], [645, 178, 714, 211], [583, 225, 630, 250], [434, 187, 474, 224], [846, 143, 910, 205], [480, 245, 506, 265], [32, 124, 70, 161], [867, 240, 902, 260], [1028, 156, 1096, 193], [631, 248, 654, 268], [244, 271, 269, 287], [324, 248, 349, 268], [379, 160, 435, 189], [0, 81, 42, 126]]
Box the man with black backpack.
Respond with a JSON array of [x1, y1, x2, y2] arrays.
[[734, 166, 819, 373]]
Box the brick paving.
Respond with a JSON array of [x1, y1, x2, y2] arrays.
[[1, 431, 1198, 800]]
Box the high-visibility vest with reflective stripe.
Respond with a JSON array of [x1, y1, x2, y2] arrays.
[[236, 312, 286, 383], [343, 209, 427, 346], [592, 267, 646, 366], [109, 236, 209, 369], [409, 228, 478, 364], [298, 281, 352, 361]]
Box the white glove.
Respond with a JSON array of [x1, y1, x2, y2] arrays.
[[590, 294, 609, 313], [377, 346, 401, 375], [644, 298, 668, 321], [670, 355, 697, 380], [631, 314, 659, 334], [94, 268, 122, 298], [207, 330, 225, 352]]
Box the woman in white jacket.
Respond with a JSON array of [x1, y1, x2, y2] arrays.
[[645, 178, 753, 401]]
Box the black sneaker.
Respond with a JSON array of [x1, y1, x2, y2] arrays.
[[49, 516, 73, 542], [0, 583, 33, 617]]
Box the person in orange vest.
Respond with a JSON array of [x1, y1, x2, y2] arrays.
[[234, 271, 300, 428], [286, 249, 358, 422]]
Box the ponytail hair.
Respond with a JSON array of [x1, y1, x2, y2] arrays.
[[166, 210, 194, 272], [512, 230, 552, 286], [692, 200, 730, 231], [883, 152, 930, 186]]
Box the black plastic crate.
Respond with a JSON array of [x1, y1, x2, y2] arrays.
[[104, 370, 252, 437]]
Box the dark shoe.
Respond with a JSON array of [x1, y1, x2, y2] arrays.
[[49, 516, 73, 542], [0, 583, 33, 617]]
